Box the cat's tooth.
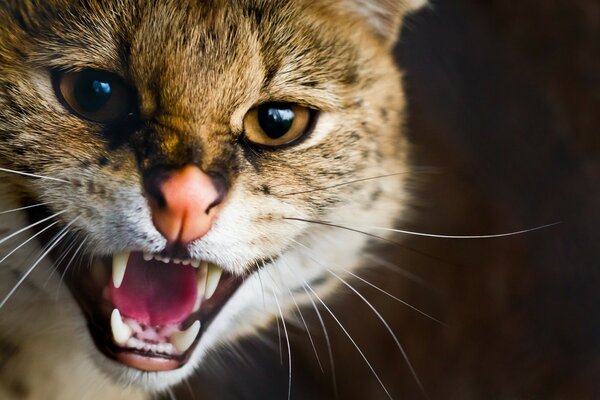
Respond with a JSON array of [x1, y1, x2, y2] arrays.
[[162, 257, 171, 264], [143, 253, 153, 261], [195, 263, 208, 308], [171, 321, 200, 353], [112, 252, 130, 289], [205, 263, 223, 300], [110, 309, 133, 346], [182, 260, 191, 266], [191, 260, 201, 269], [173, 259, 182, 265]]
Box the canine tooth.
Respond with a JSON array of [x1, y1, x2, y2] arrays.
[[205, 263, 223, 300], [110, 309, 133, 346], [143, 253, 153, 261], [112, 252, 130, 289], [191, 260, 201, 268], [171, 321, 200, 353]]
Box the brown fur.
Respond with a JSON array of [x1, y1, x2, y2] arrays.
[[0, 1, 423, 399]]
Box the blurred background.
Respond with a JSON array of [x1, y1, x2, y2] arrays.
[[174, 1, 600, 398]]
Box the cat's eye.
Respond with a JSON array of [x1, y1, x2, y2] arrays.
[[243, 103, 312, 147], [54, 69, 135, 123]]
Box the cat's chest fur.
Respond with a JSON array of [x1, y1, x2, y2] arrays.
[[0, 1, 424, 398]]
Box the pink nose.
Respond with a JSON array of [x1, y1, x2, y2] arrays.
[[148, 165, 221, 244]]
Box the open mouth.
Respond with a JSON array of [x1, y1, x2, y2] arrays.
[[26, 205, 244, 372], [80, 252, 244, 372]]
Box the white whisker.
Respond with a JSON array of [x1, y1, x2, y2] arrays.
[[301, 284, 338, 398], [327, 268, 428, 399], [0, 216, 79, 310], [0, 220, 60, 267], [56, 238, 87, 300], [303, 281, 393, 400], [360, 222, 563, 239], [0, 202, 50, 215], [291, 238, 428, 398], [280, 171, 412, 197], [43, 234, 79, 288], [269, 283, 293, 400], [342, 268, 446, 326], [363, 253, 433, 290], [0, 167, 69, 183], [166, 387, 177, 400], [292, 239, 443, 326], [286, 284, 324, 372], [257, 261, 267, 310], [0, 211, 65, 247]]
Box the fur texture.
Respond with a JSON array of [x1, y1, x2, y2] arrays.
[[0, 1, 423, 398]]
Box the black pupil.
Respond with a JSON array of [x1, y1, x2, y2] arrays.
[[74, 72, 113, 113], [257, 103, 295, 139]]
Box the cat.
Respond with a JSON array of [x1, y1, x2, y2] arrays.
[[0, 0, 427, 398]]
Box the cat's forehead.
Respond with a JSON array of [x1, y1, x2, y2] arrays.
[[22, 0, 363, 115]]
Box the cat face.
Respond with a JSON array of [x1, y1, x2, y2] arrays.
[[0, 0, 420, 393]]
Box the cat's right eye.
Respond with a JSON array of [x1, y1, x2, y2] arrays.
[[53, 69, 135, 123]]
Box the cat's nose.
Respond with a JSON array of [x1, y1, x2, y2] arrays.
[[145, 165, 225, 245]]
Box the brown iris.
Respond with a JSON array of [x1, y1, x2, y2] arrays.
[[55, 69, 134, 123], [243, 102, 311, 147]]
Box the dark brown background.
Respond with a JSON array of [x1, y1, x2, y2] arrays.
[[173, 1, 600, 398]]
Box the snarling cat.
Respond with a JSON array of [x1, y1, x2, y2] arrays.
[[0, 0, 425, 398]]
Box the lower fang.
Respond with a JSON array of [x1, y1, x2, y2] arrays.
[[111, 309, 133, 346], [171, 321, 201, 353]]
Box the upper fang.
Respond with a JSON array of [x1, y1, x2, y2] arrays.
[[205, 263, 223, 300], [112, 252, 130, 289]]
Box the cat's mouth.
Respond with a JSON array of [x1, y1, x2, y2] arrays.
[[24, 202, 247, 373], [71, 252, 244, 372]]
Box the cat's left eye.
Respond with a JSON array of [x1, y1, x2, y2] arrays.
[[243, 103, 312, 147], [54, 69, 135, 123]]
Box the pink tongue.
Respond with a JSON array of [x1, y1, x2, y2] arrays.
[[109, 253, 198, 326]]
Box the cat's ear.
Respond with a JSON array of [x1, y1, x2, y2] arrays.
[[341, 0, 428, 46]]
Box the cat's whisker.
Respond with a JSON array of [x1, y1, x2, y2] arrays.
[[268, 282, 293, 400], [279, 171, 413, 197], [0, 220, 60, 268], [291, 239, 428, 398], [0, 216, 79, 310], [292, 239, 447, 326], [166, 387, 177, 400], [258, 266, 284, 365], [362, 253, 435, 290], [302, 280, 393, 400], [285, 217, 561, 241], [285, 282, 324, 373], [341, 268, 446, 326], [355, 222, 563, 239], [56, 238, 87, 301], [328, 268, 431, 398], [257, 262, 267, 310], [283, 217, 466, 268], [301, 283, 339, 398], [183, 378, 196, 400], [0, 211, 66, 247], [0, 167, 69, 183], [43, 233, 79, 288], [0, 202, 50, 215]]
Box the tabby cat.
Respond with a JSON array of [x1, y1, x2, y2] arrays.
[[0, 0, 425, 398]]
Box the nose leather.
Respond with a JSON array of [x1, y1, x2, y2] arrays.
[[149, 165, 220, 245]]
